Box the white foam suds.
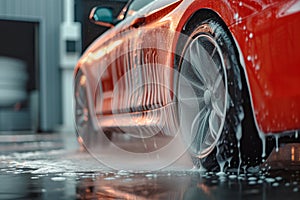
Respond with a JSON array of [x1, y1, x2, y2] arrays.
[[236, 124, 242, 175], [275, 134, 279, 152], [117, 170, 130, 176], [248, 177, 257, 181], [218, 160, 226, 174], [248, 181, 256, 185], [272, 182, 279, 187], [258, 131, 266, 158], [51, 177, 66, 181], [216, 171, 226, 176], [265, 178, 275, 183], [103, 177, 115, 181], [145, 173, 157, 178], [62, 172, 77, 177], [216, 144, 226, 174], [259, 175, 266, 179], [228, 174, 237, 179], [257, 180, 263, 184]]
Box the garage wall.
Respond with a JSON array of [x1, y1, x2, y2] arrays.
[[0, 0, 63, 131]]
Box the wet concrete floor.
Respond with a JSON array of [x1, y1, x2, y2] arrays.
[[0, 132, 299, 200]]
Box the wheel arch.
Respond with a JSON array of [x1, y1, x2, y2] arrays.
[[174, 7, 263, 135], [174, 8, 238, 70], [74, 65, 99, 131]]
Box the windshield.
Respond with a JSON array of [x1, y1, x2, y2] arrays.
[[126, 0, 154, 17]]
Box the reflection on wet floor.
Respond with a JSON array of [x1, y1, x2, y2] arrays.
[[0, 133, 64, 153], [0, 133, 299, 199], [76, 170, 300, 200], [267, 143, 300, 170]]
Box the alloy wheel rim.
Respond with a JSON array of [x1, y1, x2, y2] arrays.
[[75, 73, 89, 134], [178, 34, 228, 158]]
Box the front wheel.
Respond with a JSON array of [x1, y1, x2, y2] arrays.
[[177, 17, 272, 171]]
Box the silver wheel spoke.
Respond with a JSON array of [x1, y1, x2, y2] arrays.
[[189, 43, 209, 85], [192, 42, 218, 85], [187, 77, 206, 91], [212, 101, 225, 118], [179, 96, 204, 103], [208, 111, 218, 140], [213, 72, 223, 91], [211, 46, 217, 58], [190, 106, 206, 135], [199, 110, 210, 144]]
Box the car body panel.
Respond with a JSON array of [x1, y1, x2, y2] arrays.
[[230, 0, 300, 133], [75, 0, 300, 135]]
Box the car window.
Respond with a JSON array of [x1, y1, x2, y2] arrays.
[[126, 0, 154, 17]]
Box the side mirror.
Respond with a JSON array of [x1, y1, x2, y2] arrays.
[[89, 7, 114, 28]]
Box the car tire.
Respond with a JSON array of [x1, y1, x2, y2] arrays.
[[74, 70, 110, 149], [176, 14, 273, 171]]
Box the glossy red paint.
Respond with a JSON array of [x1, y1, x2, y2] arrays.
[[229, 0, 300, 133], [75, 0, 300, 135]]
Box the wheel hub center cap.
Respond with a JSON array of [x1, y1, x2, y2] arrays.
[[204, 90, 212, 106]]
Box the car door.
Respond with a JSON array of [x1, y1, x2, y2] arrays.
[[106, 0, 182, 114], [95, 0, 156, 115]]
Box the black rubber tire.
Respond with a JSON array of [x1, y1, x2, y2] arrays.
[[176, 13, 273, 171]]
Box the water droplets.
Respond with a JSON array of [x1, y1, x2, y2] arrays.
[[255, 64, 260, 71], [275, 134, 280, 152], [249, 33, 253, 39], [234, 13, 239, 20], [258, 131, 266, 158]]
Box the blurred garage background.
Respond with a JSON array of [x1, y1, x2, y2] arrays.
[[0, 0, 128, 133]]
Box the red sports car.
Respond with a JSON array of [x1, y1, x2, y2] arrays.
[[74, 0, 300, 170]]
